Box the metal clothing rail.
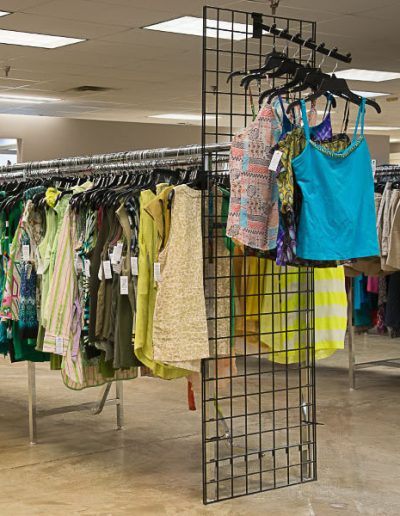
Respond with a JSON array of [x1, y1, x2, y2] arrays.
[[347, 287, 400, 389], [348, 161, 400, 388], [0, 142, 231, 177], [0, 141, 230, 444]]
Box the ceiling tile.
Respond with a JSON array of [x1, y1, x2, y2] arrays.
[[0, 12, 129, 39], [23, 0, 177, 28], [0, 0, 51, 11]]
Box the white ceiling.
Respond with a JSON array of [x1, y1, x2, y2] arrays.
[[0, 0, 398, 135]]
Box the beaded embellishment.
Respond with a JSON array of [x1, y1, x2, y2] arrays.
[[310, 136, 364, 158]]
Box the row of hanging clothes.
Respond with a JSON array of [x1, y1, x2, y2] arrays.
[[0, 154, 229, 407], [223, 47, 382, 360], [346, 165, 400, 337]]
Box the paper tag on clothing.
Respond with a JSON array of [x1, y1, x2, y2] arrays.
[[111, 241, 123, 264], [120, 275, 129, 295], [22, 244, 30, 261], [131, 257, 138, 276], [55, 336, 64, 355], [84, 259, 91, 278], [5, 221, 8, 228], [113, 261, 122, 275], [26, 263, 32, 280], [103, 260, 112, 279], [269, 150, 283, 172], [74, 253, 83, 274], [154, 262, 162, 282], [36, 261, 44, 275], [371, 159, 377, 178], [98, 262, 103, 281]]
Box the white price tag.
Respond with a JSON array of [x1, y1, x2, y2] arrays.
[[36, 261, 44, 275], [98, 262, 103, 281], [84, 259, 91, 278], [154, 262, 162, 283], [22, 244, 30, 261], [26, 263, 32, 280], [113, 261, 122, 274], [131, 256, 138, 276], [55, 336, 64, 355], [371, 159, 377, 178], [269, 150, 283, 172], [103, 260, 112, 279], [111, 241, 123, 264], [120, 275, 129, 295], [74, 253, 83, 274]]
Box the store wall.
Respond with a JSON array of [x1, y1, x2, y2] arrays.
[[366, 135, 390, 165], [0, 114, 201, 162], [0, 113, 390, 165]]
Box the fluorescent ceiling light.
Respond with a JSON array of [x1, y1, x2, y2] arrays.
[[149, 113, 216, 121], [317, 110, 336, 115], [144, 16, 271, 41], [390, 138, 400, 143], [335, 69, 400, 82], [0, 29, 85, 48], [0, 94, 61, 103], [0, 11, 10, 17], [353, 90, 389, 98], [359, 126, 400, 131]]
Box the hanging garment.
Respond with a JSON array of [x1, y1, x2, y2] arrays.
[[292, 98, 379, 261], [386, 189, 400, 269], [259, 263, 347, 363], [226, 98, 284, 251], [276, 129, 351, 266], [385, 271, 400, 335], [134, 186, 189, 379], [152, 185, 210, 371]]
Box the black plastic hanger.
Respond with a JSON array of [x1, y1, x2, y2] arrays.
[[227, 48, 287, 85], [287, 75, 381, 114]]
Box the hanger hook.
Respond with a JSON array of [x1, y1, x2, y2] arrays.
[[319, 47, 332, 70], [290, 32, 301, 59]]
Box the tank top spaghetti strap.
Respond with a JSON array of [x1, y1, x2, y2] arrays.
[[291, 98, 379, 261]]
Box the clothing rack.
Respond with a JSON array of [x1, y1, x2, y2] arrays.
[[27, 362, 124, 444], [251, 12, 352, 63], [0, 142, 231, 178], [0, 141, 230, 444], [347, 164, 400, 389]]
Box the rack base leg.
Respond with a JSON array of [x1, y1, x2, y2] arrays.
[[27, 361, 37, 445], [116, 381, 124, 429]]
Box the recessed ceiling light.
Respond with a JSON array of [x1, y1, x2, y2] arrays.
[[353, 90, 389, 98], [359, 126, 400, 131], [0, 29, 85, 48], [0, 94, 61, 103], [335, 69, 400, 82], [0, 11, 10, 17], [149, 113, 217, 121], [144, 16, 271, 41]]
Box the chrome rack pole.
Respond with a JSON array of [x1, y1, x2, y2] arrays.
[[0, 142, 231, 176], [27, 361, 37, 445]]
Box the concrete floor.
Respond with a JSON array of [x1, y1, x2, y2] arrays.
[[0, 335, 399, 515]]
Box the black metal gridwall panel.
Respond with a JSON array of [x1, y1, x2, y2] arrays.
[[201, 6, 317, 504]]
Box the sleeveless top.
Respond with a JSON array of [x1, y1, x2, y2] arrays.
[[292, 98, 379, 261], [226, 97, 319, 251]]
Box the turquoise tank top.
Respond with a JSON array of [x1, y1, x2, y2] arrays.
[[292, 98, 379, 261]]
